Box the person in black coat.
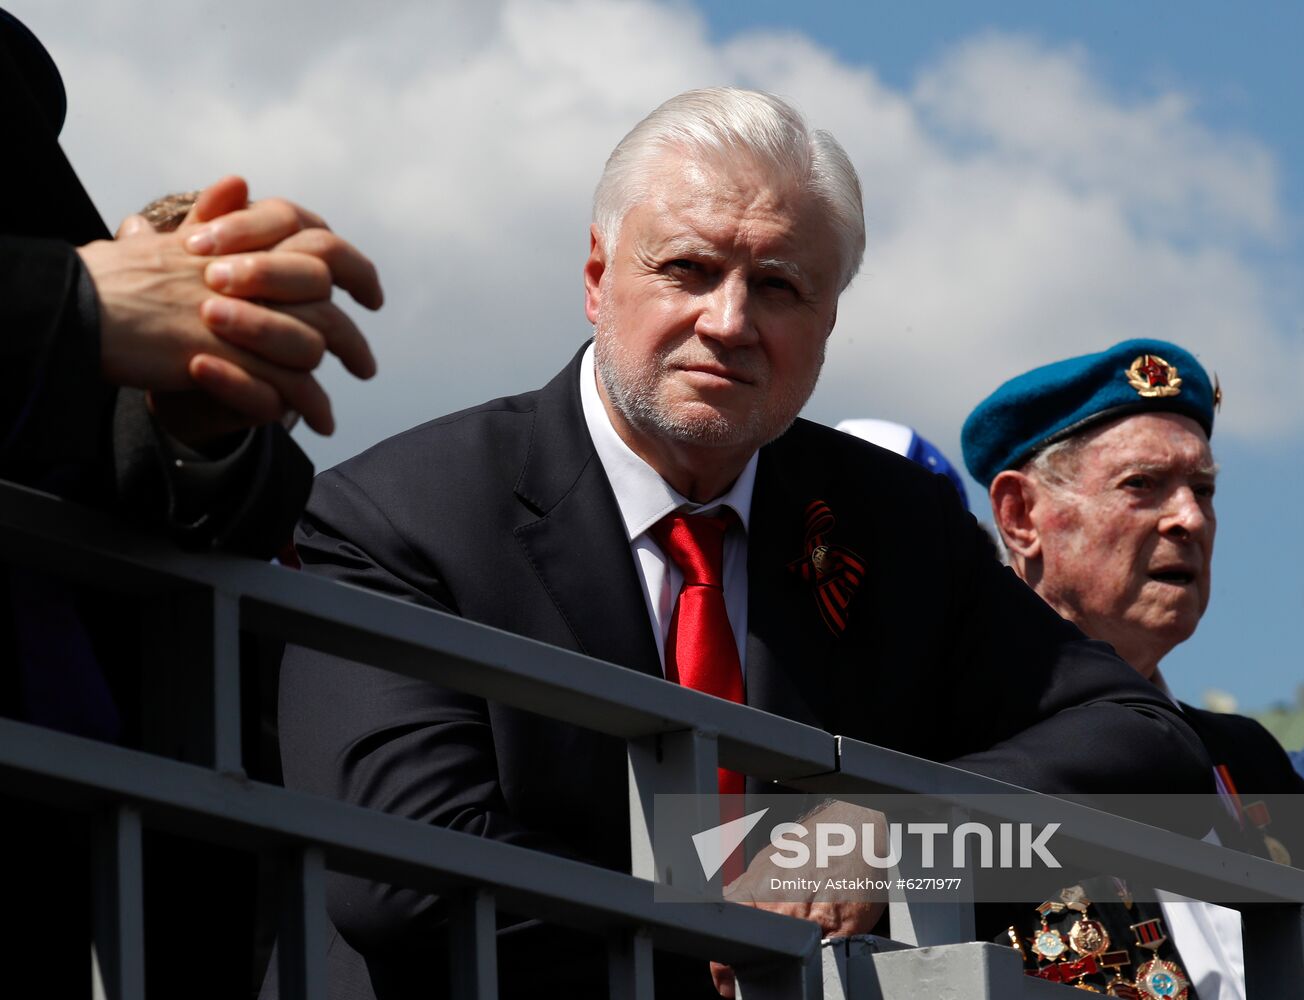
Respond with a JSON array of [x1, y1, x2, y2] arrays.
[[0, 9, 383, 996], [275, 87, 1211, 1000]]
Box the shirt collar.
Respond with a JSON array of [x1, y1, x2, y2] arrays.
[[1150, 668, 1182, 710], [579, 341, 757, 542]]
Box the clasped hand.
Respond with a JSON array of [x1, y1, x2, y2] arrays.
[[78, 176, 383, 445]]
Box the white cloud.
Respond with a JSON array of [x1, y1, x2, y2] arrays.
[[13, 0, 1302, 469]]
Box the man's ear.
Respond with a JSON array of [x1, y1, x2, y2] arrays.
[[990, 470, 1041, 560], [583, 224, 607, 325]]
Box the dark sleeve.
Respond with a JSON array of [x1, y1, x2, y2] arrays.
[[0, 237, 115, 485], [928, 475, 1213, 799], [1, 237, 312, 558], [113, 390, 312, 558], [279, 467, 571, 953]]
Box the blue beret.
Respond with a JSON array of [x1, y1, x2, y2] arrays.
[[961, 339, 1217, 487]]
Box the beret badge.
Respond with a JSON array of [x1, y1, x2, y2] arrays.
[[1125, 354, 1182, 399]]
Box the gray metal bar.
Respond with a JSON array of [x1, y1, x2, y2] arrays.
[[449, 890, 498, 1000], [801, 736, 1304, 906], [136, 586, 242, 773], [277, 846, 327, 1000], [887, 887, 975, 947], [209, 589, 243, 774], [0, 718, 820, 968], [6, 481, 1303, 948], [0, 482, 835, 783], [92, 805, 145, 1000], [734, 951, 822, 1000], [607, 929, 654, 1000], [628, 729, 720, 891], [1242, 902, 1304, 1000], [244, 587, 834, 782], [887, 806, 975, 946]]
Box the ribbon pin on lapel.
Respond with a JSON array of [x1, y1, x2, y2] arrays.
[[786, 500, 865, 636]]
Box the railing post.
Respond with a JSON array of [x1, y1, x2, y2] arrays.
[[449, 889, 498, 1000], [628, 729, 720, 893], [140, 587, 243, 773], [886, 806, 975, 946], [207, 589, 244, 774], [92, 805, 145, 1000], [277, 846, 327, 1000], [607, 928, 654, 1000], [1242, 902, 1304, 1000], [734, 950, 822, 1000]]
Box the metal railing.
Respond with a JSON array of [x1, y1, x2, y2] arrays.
[[1, 478, 1302, 1000]]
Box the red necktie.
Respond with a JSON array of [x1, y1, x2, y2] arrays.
[[651, 512, 745, 799]]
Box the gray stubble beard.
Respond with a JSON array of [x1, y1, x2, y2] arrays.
[[592, 306, 825, 451]]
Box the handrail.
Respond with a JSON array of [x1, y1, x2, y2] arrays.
[[1, 478, 1300, 1000]]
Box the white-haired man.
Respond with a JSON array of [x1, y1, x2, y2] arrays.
[[963, 340, 1304, 999], [278, 90, 1210, 999]]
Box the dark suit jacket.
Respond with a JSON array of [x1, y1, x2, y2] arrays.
[[1181, 704, 1304, 863], [278, 346, 1211, 998], [996, 706, 1303, 997]]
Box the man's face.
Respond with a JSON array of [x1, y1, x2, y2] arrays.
[[1032, 413, 1217, 673], [587, 153, 841, 464]]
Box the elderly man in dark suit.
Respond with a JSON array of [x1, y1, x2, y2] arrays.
[[278, 88, 1211, 999], [963, 339, 1304, 999]]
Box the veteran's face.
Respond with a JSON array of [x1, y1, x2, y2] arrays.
[[1034, 413, 1216, 675], [585, 152, 841, 495]]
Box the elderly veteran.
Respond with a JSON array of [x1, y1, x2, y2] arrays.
[[277, 93, 1211, 999], [963, 339, 1304, 1000]]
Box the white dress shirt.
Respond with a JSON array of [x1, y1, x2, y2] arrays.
[[578, 342, 756, 676], [1152, 670, 1247, 1000]]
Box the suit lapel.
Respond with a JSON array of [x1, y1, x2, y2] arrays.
[[744, 430, 840, 732], [513, 348, 662, 679]]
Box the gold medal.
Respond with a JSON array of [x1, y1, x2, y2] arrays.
[[1134, 957, 1189, 999], [1264, 834, 1292, 866], [1106, 980, 1143, 999], [1070, 917, 1111, 958], [1032, 922, 1069, 963], [1101, 951, 1140, 1000]]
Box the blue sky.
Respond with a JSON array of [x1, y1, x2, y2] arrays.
[[17, 0, 1304, 721], [697, 0, 1304, 718]]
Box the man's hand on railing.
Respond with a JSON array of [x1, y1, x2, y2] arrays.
[[710, 801, 890, 998]]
